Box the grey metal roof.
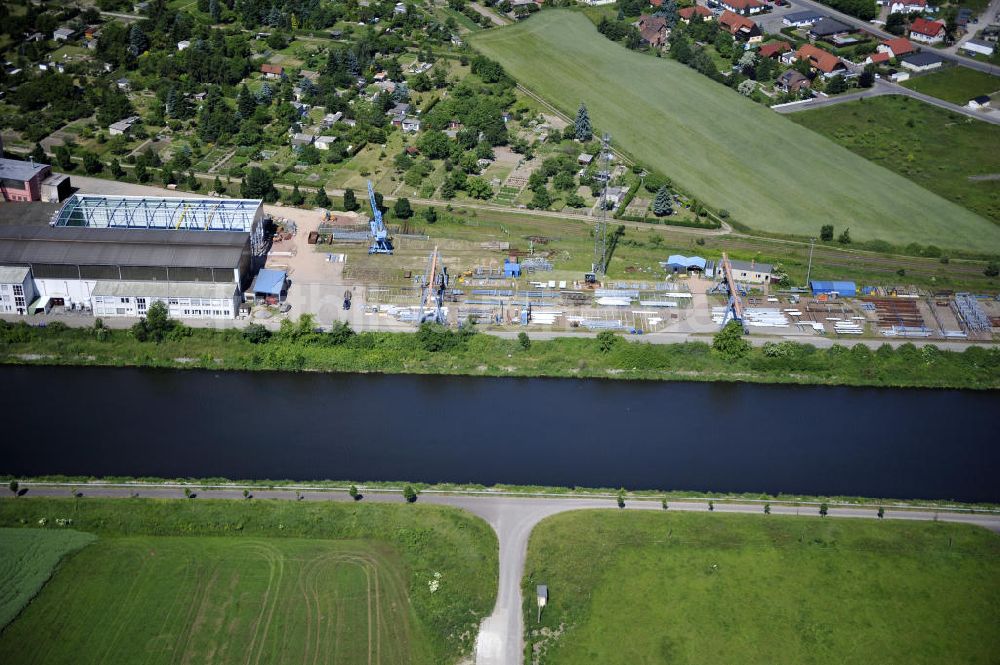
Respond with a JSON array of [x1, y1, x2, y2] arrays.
[[0, 266, 30, 283], [92, 281, 238, 299], [0, 226, 249, 269], [902, 51, 944, 66], [811, 17, 851, 35], [0, 157, 50, 182], [784, 10, 825, 23], [729, 259, 773, 273]]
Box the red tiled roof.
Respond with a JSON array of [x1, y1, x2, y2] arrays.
[[719, 10, 757, 35], [909, 17, 944, 37], [679, 5, 713, 19], [759, 41, 792, 58], [797, 44, 845, 73], [869, 51, 891, 63], [881, 37, 915, 55], [723, 0, 765, 9], [260, 64, 284, 75]]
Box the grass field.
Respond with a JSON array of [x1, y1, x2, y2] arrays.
[[470, 11, 1000, 252], [522, 511, 1000, 664], [0, 528, 96, 630], [901, 67, 1000, 105], [0, 536, 425, 665], [0, 499, 497, 664], [788, 95, 1000, 224]]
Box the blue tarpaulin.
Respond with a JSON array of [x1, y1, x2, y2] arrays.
[[252, 269, 286, 295], [810, 280, 856, 297]]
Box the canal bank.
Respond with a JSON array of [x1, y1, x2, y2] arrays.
[[1, 365, 997, 503]]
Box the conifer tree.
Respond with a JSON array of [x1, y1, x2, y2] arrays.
[[314, 186, 331, 208], [575, 103, 593, 142], [653, 185, 672, 216]]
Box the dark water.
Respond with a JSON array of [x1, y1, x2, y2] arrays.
[[1, 366, 997, 502]]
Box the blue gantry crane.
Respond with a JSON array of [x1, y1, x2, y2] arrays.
[[367, 180, 393, 255]]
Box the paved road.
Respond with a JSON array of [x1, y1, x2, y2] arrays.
[[9, 484, 1000, 665], [773, 79, 1000, 124]]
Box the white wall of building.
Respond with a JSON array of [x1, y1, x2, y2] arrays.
[[0, 275, 35, 315]]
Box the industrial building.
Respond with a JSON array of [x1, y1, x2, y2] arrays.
[[0, 195, 266, 319]]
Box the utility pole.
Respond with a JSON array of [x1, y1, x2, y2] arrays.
[[804, 238, 815, 288], [593, 133, 611, 276]]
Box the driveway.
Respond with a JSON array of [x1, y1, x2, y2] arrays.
[[9, 484, 1000, 665]]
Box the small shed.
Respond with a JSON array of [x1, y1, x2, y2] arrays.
[[662, 255, 707, 273], [810, 280, 856, 297], [251, 269, 287, 304]]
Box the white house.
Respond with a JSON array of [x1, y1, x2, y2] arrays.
[[314, 135, 337, 150], [401, 117, 421, 133], [908, 18, 945, 44], [0, 266, 35, 315], [900, 51, 944, 71], [962, 39, 995, 57], [967, 95, 991, 109], [53, 27, 76, 41]]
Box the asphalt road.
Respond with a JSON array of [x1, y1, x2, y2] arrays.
[[773, 79, 1000, 124], [9, 484, 1000, 665]]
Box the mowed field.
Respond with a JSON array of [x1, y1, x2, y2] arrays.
[[901, 67, 1000, 105], [471, 11, 1000, 253], [0, 536, 424, 665], [789, 96, 1000, 224], [522, 511, 1000, 664], [0, 528, 96, 630]]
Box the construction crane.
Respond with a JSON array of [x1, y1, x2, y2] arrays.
[[416, 246, 449, 325], [718, 252, 748, 333], [366, 181, 393, 255]]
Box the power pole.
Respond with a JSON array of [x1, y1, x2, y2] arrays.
[[805, 237, 815, 288], [593, 133, 611, 276]]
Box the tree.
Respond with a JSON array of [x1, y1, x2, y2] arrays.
[[289, 184, 304, 206], [423, 207, 438, 224], [708, 500, 715, 511], [661, 496, 669, 510], [738, 79, 756, 97], [128, 24, 149, 58], [349, 484, 361, 501], [241, 167, 278, 202], [467, 177, 493, 200], [440, 180, 456, 200], [242, 323, 271, 344], [403, 484, 418, 503], [29, 143, 46, 164], [617, 488, 626, 509], [575, 102, 593, 142], [820, 224, 834, 241], [652, 185, 672, 216], [819, 502, 829, 517], [886, 12, 906, 35], [838, 228, 852, 244], [713, 321, 750, 360], [209, 0, 222, 21], [826, 75, 848, 95], [985, 261, 1000, 277], [343, 188, 358, 211], [393, 197, 413, 219], [764, 503, 771, 515], [135, 161, 148, 182], [877, 506, 884, 519], [55, 144, 74, 171], [9, 480, 18, 496], [858, 67, 875, 88], [518, 331, 531, 350], [110, 158, 124, 179], [243, 489, 250, 499], [237, 84, 256, 120], [213, 175, 225, 194], [82, 151, 102, 174], [597, 330, 618, 353]]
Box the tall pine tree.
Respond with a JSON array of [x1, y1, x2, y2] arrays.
[[165, 87, 178, 117], [209, 0, 222, 22], [343, 188, 358, 211], [128, 24, 148, 58], [236, 84, 256, 119], [653, 185, 672, 216], [313, 186, 331, 208], [575, 103, 592, 142]]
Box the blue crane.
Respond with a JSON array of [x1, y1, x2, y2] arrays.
[[367, 180, 393, 255]]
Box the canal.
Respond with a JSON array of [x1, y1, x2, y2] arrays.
[[1, 366, 997, 502]]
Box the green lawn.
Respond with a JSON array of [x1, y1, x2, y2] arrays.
[[788, 95, 1000, 224], [0, 499, 498, 665], [901, 67, 1000, 105], [522, 511, 1000, 665], [0, 528, 96, 630], [470, 10, 1000, 253]]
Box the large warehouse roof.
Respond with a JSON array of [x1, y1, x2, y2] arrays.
[[0, 226, 249, 269], [52, 195, 263, 232]]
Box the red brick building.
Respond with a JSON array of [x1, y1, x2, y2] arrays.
[[0, 157, 52, 202]]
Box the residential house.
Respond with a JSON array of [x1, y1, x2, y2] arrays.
[[53, 27, 76, 41], [719, 0, 766, 15], [759, 41, 792, 59], [108, 115, 140, 136], [783, 10, 825, 27], [636, 15, 669, 48], [809, 18, 852, 40], [314, 136, 338, 150], [729, 259, 773, 284], [962, 39, 995, 56], [375, 80, 397, 93], [777, 69, 811, 93], [290, 133, 315, 147], [388, 102, 410, 125], [908, 17, 945, 44], [900, 51, 944, 71], [878, 37, 916, 57], [967, 95, 991, 109], [321, 111, 343, 128], [864, 51, 892, 65], [719, 11, 763, 43], [678, 5, 713, 22], [605, 186, 627, 207], [260, 63, 284, 79], [401, 117, 421, 133], [889, 0, 929, 13], [796, 44, 847, 76]]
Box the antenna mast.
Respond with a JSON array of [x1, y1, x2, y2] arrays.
[[593, 133, 611, 276]]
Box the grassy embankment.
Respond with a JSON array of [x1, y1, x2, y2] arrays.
[[0, 528, 96, 630], [901, 67, 1000, 105], [0, 498, 497, 665], [522, 510, 1000, 665], [470, 11, 1000, 252], [789, 95, 1000, 224], [2, 319, 1000, 389]]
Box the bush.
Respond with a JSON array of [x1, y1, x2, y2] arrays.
[[242, 323, 272, 344], [597, 330, 618, 353], [518, 331, 531, 350], [712, 321, 750, 360]]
